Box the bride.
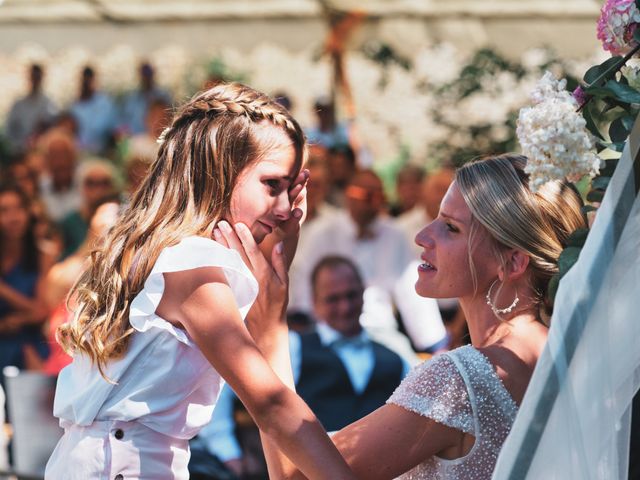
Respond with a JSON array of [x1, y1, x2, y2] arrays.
[[220, 153, 587, 479]]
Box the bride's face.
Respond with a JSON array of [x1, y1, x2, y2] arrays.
[[414, 182, 499, 300]]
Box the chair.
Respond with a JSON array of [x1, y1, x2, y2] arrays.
[[1, 366, 63, 480]]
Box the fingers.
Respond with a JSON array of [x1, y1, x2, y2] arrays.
[[212, 226, 229, 248], [215, 220, 250, 266], [288, 169, 309, 204], [271, 241, 288, 284], [233, 222, 265, 272]]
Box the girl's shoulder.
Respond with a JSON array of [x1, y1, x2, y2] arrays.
[[129, 236, 259, 345]]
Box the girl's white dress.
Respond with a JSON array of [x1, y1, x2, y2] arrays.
[[45, 237, 258, 480], [387, 345, 519, 479]]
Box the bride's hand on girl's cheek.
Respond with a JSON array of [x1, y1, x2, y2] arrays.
[[216, 220, 289, 326]]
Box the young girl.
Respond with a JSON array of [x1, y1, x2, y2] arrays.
[[45, 83, 354, 479], [231, 153, 587, 479]]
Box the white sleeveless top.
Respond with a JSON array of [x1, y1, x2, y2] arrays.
[[52, 236, 258, 439], [387, 345, 519, 479]]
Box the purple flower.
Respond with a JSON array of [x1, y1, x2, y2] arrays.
[[572, 86, 588, 107]]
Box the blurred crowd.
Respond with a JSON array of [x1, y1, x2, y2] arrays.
[[0, 62, 469, 479]]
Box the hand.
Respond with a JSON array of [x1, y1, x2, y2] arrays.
[[213, 220, 289, 334], [275, 168, 309, 268]]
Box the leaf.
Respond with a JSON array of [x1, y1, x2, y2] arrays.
[[584, 85, 616, 98], [591, 176, 611, 190], [600, 158, 619, 177], [605, 79, 640, 104], [600, 141, 626, 152], [587, 189, 605, 203], [621, 113, 637, 131], [584, 56, 624, 85], [547, 274, 560, 303], [566, 228, 590, 248], [558, 246, 582, 277], [582, 102, 605, 140], [635, 21, 640, 41], [609, 117, 630, 143]]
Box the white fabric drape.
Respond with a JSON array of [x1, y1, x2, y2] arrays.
[[493, 131, 640, 479]]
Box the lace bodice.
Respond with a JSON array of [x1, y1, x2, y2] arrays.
[[387, 345, 518, 480]]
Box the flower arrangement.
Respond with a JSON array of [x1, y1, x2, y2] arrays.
[[516, 0, 640, 300], [516, 72, 600, 192], [422, 47, 591, 171]]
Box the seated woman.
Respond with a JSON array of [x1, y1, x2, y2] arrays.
[[226, 153, 586, 479], [0, 183, 54, 377]]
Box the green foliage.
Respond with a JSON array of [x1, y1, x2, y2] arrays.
[[360, 41, 412, 88], [423, 47, 579, 168]]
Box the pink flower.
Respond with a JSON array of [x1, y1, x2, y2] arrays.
[[572, 86, 588, 107], [597, 0, 640, 55]]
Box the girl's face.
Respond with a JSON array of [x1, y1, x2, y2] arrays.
[[0, 191, 30, 241], [228, 126, 299, 244], [415, 181, 500, 300]]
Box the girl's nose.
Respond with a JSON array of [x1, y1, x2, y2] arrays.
[[273, 191, 292, 221]]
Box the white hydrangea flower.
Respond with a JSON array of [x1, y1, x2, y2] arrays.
[[516, 71, 601, 191]]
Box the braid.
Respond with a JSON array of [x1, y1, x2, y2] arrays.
[[167, 83, 298, 139]]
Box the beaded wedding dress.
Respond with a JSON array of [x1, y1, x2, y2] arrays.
[[388, 345, 518, 479]]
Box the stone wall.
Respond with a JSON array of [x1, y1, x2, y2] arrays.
[[0, 0, 601, 58]]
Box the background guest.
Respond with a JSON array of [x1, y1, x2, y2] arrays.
[[70, 66, 118, 155], [39, 132, 81, 222], [6, 64, 58, 155], [57, 159, 117, 258], [0, 183, 54, 379], [194, 256, 409, 479]]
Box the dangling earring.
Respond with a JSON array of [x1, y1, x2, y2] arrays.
[[485, 279, 519, 315]]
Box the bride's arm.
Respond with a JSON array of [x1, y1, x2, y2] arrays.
[[327, 404, 465, 479]]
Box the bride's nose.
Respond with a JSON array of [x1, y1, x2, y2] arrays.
[[415, 223, 435, 249]]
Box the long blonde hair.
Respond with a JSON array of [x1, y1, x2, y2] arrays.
[[455, 154, 586, 321], [58, 83, 305, 377]]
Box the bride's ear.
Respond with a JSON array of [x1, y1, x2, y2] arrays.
[[498, 249, 530, 283]]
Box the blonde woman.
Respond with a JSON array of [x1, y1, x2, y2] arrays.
[[230, 154, 586, 479], [45, 83, 354, 480]]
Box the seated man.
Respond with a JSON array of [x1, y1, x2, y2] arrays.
[[192, 256, 410, 477]]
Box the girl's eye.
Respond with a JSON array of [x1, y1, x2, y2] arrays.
[[446, 222, 459, 233], [264, 179, 281, 194]]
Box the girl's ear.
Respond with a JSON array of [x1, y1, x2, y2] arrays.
[[498, 249, 530, 283]]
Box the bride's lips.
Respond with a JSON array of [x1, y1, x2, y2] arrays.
[[418, 256, 437, 273]]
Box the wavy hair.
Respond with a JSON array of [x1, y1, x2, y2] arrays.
[[455, 154, 586, 322], [58, 83, 305, 378]]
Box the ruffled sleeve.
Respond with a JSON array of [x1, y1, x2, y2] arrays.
[[129, 236, 259, 346], [387, 352, 475, 435]]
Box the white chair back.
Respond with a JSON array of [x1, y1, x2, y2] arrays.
[[2, 366, 62, 478]]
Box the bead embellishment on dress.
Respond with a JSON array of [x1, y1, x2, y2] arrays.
[[485, 280, 519, 316]]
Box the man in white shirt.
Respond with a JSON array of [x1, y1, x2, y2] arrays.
[[290, 169, 447, 357], [192, 256, 410, 477], [39, 133, 81, 223]]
